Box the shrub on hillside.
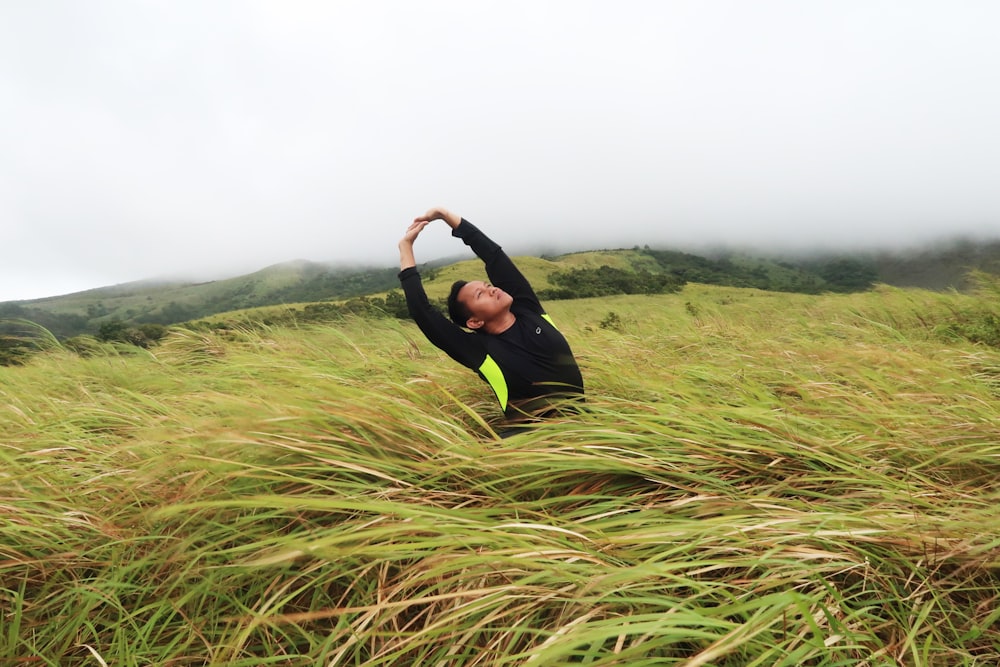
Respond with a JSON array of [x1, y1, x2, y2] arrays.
[[0, 319, 60, 365], [539, 265, 685, 300], [937, 271, 1000, 348], [96, 319, 169, 348], [0, 335, 33, 366]]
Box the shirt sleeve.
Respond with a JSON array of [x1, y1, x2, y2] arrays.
[[452, 218, 544, 314], [398, 266, 485, 369]]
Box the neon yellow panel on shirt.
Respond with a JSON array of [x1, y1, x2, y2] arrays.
[[478, 355, 508, 411]]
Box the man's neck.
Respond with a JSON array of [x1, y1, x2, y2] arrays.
[[482, 312, 516, 335]]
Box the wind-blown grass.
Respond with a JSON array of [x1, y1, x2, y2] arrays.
[[1, 284, 999, 665]]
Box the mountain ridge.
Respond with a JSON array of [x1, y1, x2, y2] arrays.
[[2, 237, 1000, 341]]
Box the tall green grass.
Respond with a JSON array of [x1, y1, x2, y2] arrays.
[[2, 284, 999, 665]]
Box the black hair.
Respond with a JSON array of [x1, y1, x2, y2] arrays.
[[447, 280, 471, 327]]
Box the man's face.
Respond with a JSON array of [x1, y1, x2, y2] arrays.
[[458, 280, 513, 327]]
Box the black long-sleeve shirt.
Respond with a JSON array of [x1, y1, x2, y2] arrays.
[[399, 219, 584, 421]]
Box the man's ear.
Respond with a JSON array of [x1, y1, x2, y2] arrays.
[[466, 317, 484, 330]]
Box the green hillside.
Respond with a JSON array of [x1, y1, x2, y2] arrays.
[[3, 238, 1000, 347], [2, 279, 1000, 664], [0, 261, 401, 340]]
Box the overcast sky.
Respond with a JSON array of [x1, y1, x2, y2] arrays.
[[2, 1, 998, 302]]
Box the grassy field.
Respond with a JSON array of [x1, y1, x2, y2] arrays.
[[2, 283, 999, 665]]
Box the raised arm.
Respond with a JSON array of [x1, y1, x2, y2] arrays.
[[406, 206, 542, 311], [397, 216, 484, 369], [398, 219, 429, 270], [451, 219, 543, 313]]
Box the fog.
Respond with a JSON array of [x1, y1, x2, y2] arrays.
[[2, 1, 998, 301]]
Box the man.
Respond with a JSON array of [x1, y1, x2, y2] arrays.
[[398, 207, 584, 425]]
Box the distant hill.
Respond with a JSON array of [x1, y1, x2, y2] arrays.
[[871, 238, 1000, 290], [0, 261, 400, 340], [2, 238, 999, 341]]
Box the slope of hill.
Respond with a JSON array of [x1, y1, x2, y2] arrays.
[[2, 237, 1000, 341], [0, 262, 400, 339]]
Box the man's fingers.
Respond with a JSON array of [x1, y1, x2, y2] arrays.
[[414, 208, 445, 224], [401, 220, 430, 243]]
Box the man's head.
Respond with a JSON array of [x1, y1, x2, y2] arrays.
[[447, 280, 471, 326], [447, 279, 514, 331]]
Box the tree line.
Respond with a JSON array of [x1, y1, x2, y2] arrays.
[[637, 248, 879, 294]]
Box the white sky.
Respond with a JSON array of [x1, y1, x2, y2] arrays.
[[2, 1, 999, 302]]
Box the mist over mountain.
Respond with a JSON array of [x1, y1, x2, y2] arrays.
[[4, 3, 999, 303]]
